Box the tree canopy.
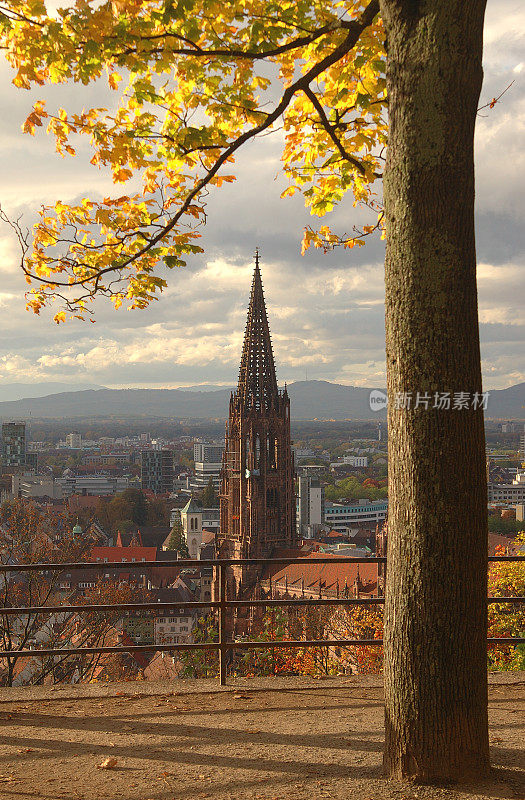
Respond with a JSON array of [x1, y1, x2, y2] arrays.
[[201, 476, 217, 507], [167, 515, 189, 557], [0, 0, 385, 320]]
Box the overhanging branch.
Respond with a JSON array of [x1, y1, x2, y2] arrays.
[[116, 20, 342, 61], [303, 86, 366, 175], [15, 0, 380, 295]]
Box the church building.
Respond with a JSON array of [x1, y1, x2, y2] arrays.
[[217, 252, 296, 598]]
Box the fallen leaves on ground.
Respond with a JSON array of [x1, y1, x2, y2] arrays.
[[97, 757, 118, 769]]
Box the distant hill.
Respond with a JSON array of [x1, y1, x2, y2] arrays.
[[484, 382, 525, 418], [288, 381, 382, 419], [0, 382, 106, 403], [0, 380, 522, 420], [174, 384, 233, 392]]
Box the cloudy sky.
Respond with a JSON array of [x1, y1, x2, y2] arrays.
[[0, 1, 524, 394]]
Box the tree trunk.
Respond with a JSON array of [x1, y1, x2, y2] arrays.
[[380, 0, 490, 783], [7, 657, 14, 688]]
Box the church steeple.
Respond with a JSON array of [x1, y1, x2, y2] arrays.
[[218, 250, 296, 610], [237, 250, 278, 413]]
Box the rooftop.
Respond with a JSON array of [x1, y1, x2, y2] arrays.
[[182, 497, 201, 514], [0, 674, 522, 800], [264, 551, 379, 596]]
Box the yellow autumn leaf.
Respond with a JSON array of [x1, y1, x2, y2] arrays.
[[5, 0, 385, 319], [108, 72, 122, 90]]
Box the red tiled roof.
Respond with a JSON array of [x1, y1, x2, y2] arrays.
[[263, 550, 378, 595], [119, 630, 151, 669], [144, 651, 180, 680], [118, 527, 170, 548], [90, 546, 157, 562]]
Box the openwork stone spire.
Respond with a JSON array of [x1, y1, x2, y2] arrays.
[[237, 250, 278, 413], [218, 250, 296, 617]]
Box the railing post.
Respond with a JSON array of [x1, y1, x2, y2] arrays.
[[219, 563, 227, 686]]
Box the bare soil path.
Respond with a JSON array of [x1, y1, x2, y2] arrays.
[[0, 674, 522, 800]]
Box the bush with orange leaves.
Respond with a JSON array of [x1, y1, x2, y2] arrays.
[[488, 533, 525, 671]]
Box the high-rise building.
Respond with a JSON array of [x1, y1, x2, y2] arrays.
[[1, 421, 27, 467], [218, 253, 296, 597], [296, 476, 324, 538], [141, 449, 174, 494], [65, 432, 82, 449], [194, 443, 223, 463], [192, 442, 224, 491]]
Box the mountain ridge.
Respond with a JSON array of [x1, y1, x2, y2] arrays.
[[0, 382, 106, 403], [0, 380, 523, 420]]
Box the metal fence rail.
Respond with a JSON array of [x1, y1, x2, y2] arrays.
[[0, 555, 524, 686]]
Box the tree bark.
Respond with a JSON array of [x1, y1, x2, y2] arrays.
[[380, 0, 490, 783]]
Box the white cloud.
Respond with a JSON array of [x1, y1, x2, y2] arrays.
[[0, 0, 523, 393], [478, 262, 525, 326], [0, 255, 384, 385], [0, 354, 38, 381]]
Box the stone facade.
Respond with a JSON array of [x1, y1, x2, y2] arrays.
[[217, 253, 296, 604]]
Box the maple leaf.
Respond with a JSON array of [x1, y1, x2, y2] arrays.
[[0, 0, 385, 319], [98, 756, 118, 769]]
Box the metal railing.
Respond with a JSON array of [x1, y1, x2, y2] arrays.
[[0, 555, 524, 686]]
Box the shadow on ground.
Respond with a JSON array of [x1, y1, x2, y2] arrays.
[[0, 675, 522, 800]]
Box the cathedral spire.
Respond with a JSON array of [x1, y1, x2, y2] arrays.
[[237, 251, 278, 412], [219, 251, 296, 603]]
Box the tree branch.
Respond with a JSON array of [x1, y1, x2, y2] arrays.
[[477, 80, 514, 115], [16, 0, 380, 294], [116, 20, 342, 61], [302, 86, 366, 174]]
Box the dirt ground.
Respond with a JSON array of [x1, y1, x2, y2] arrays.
[[0, 675, 523, 800]]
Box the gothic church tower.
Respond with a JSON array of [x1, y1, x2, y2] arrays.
[[218, 252, 296, 595]]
